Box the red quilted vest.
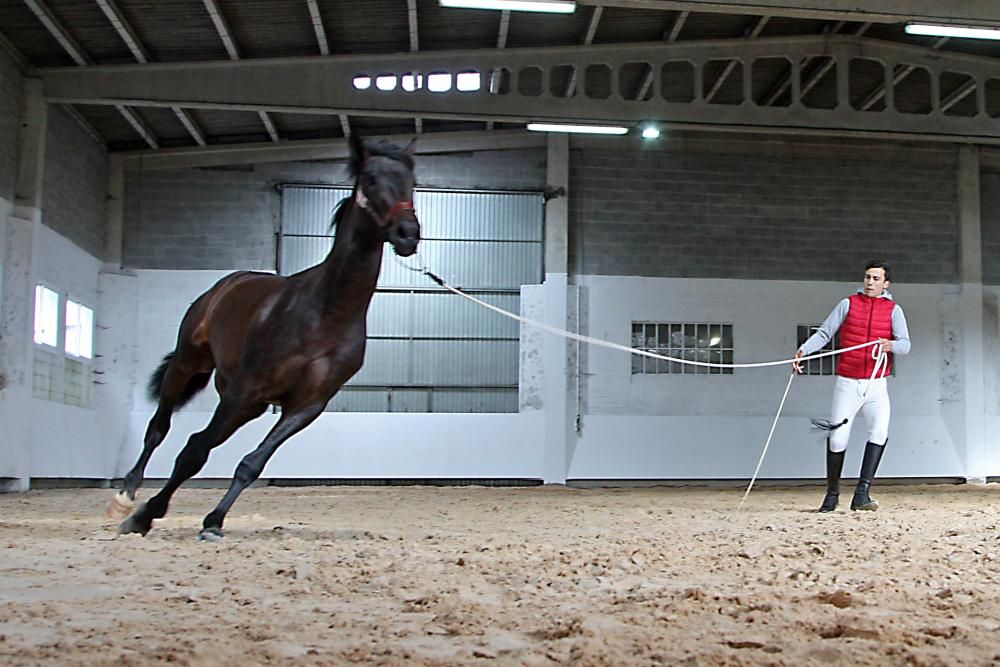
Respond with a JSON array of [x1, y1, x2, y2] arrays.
[[837, 294, 895, 379]]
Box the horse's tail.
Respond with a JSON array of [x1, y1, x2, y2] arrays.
[[147, 351, 212, 409]]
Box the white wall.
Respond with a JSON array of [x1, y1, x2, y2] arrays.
[[104, 270, 1000, 483], [27, 224, 120, 477], [568, 275, 980, 480]]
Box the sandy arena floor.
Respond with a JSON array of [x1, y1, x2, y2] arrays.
[[0, 484, 999, 666]]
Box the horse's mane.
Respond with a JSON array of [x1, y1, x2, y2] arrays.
[[330, 138, 414, 231], [330, 196, 351, 231]]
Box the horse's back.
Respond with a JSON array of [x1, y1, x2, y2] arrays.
[[179, 271, 286, 360]]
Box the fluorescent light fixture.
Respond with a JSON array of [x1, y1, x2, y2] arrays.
[[905, 23, 1000, 40], [641, 125, 660, 139], [440, 0, 576, 13], [527, 123, 628, 135]]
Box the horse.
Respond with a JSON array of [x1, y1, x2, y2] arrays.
[[108, 133, 420, 540]]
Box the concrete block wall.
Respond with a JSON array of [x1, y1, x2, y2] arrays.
[[123, 166, 277, 270], [41, 105, 107, 258], [122, 147, 546, 270], [0, 46, 23, 202], [570, 134, 959, 284]]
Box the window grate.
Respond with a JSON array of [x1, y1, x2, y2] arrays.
[[630, 322, 734, 375], [796, 325, 839, 376]]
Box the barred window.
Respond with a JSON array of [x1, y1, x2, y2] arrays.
[[631, 322, 733, 375], [796, 325, 838, 375]]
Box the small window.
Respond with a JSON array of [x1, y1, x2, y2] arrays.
[[65, 300, 94, 359], [631, 321, 733, 375], [796, 325, 838, 375], [33, 285, 59, 347], [456, 71, 481, 91]]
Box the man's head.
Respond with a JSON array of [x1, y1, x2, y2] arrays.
[[863, 260, 891, 297]]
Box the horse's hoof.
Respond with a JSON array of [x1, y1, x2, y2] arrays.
[[197, 527, 224, 542], [117, 514, 150, 537], [106, 492, 135, 521]]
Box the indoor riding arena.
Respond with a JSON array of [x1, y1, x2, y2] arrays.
[[2, 1, 1000, 665]]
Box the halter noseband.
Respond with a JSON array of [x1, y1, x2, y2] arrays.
[[355, 189, 415, 227]]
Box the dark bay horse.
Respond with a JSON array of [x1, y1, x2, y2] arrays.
[[109, 134, 420, 540]]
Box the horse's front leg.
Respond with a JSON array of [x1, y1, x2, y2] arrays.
[[199, 401, 328, 541]]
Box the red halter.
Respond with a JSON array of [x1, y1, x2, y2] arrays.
[[355, 189, 414, 226]]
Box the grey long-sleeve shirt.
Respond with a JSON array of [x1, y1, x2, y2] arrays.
[[798, 291, 911, 357]]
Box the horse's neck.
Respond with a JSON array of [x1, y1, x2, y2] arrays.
[[316, 205, 383, 311]]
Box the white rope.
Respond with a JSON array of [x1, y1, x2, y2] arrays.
[[421, 268, 879, 368], [737, 371, 795, 512], [394, 253, 888, 510]]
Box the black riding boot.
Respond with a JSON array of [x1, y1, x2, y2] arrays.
[[851, 441, 886, 511], [818, 443, 845, 513]]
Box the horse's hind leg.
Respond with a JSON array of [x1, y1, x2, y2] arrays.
[[109, 350, 212, 519], [118, 395, 266, 536], [200, 401, 327, 540]]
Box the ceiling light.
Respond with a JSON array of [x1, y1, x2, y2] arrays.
[[905, 23, 1000, 40], [440, 0, 576, 14], [527, 123, 628, 135], [641, 125, 660, 139]]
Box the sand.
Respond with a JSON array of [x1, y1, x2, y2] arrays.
[[1, 484, 999, 666]]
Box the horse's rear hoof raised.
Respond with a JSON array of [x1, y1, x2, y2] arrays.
[[106, 492, 135, 521]]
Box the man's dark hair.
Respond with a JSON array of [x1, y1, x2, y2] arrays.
[[865, 259, 891, 281]]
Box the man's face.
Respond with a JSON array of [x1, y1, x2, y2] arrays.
[[863, 267, 889, 297]]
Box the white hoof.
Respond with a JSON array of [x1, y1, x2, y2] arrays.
[[106, 492, 135, 521]]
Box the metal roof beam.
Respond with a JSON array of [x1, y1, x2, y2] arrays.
[[25, 0, 161, 148], [96, 0, 206, 146], [577, 0, 1000, 26], [94, 0, 148, 62], [634, 10, 687, 101], [0, 28, 30, 70], [564, 6, 603, 97], [407, 0, 422, 133], [760, 21, 868, 106], [858, 36, 948, 111], [39, 36, 1000, 143], [119, 129, 547, 171], [172, 108, 206, 145], [407, 0, 419, 52], [23, 0, 89, 66], [61, 103, 104, 145], [703, 15, 768, 103], [306, 0, 329, 55], [201, 0, 279, 142], [486, 10, 511, 128], [115, 104, 158, 148], [202, 0, 240, 59]]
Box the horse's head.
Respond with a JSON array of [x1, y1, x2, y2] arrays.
[[350, 133, 421, 257]]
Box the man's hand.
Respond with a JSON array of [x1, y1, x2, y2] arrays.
[[877, 338, 893, 353], [793, 349, 804, 374]]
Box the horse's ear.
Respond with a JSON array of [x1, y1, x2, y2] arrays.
[[349, 131, 368, 164], [403, 137, 417, 155]]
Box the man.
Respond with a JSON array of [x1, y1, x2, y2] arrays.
[[793, 260, 911, 512]]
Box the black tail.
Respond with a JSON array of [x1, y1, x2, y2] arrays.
[[147, 352, 212, 409]]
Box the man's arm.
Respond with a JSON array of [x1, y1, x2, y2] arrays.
[[890, 306, 911, 355], [798, 299, 850, 356]]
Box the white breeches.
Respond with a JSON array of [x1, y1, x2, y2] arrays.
[[827, 376, 890, 453]]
